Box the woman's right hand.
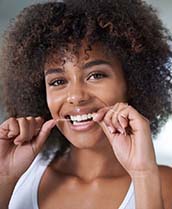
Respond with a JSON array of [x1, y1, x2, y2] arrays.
[[0, 117, 55, 181]]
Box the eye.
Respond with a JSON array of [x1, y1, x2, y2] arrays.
[[87, 72, 107, 80], [48, 78, 67, 86]]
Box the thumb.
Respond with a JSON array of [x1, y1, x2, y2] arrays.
[[93, 106, 109, 122], [93, 112, 115, 145], [32, 119, 56, 154]]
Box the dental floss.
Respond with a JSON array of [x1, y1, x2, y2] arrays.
[[55, 118, 71, 123], [53, 104, 128, 135]]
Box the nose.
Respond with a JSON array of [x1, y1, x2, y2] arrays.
[[67, 83, 90, 105]]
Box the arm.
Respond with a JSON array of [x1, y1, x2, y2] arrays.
[[159, 166, 172, 209], [0, 117, 55, 208], [132, 167, 164, 209], [0, 177, 18, 209], [94, 103, 165, 209]]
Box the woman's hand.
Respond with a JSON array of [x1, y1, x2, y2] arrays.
[[0, 117, 55, 180], [93, 103, 157, 177]]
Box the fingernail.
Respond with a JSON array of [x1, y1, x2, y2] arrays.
[[92, 113, 98, 121], [49, 120, 56, 128], [107, 126, 115, 134], [14, 140, 23, 145], [117, 128, 125, 134], [8, 133, 15, 138], [120, 113, 126, 119]]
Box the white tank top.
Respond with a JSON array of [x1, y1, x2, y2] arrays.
[[9, 153, 135, 209]]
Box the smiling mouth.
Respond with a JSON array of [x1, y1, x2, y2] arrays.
[[65, 113, 95, 125]]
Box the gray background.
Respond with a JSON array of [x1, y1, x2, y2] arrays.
[[0, 0, 172, 165]]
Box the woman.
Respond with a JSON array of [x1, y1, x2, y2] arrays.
[[0, 0, 172, 208]]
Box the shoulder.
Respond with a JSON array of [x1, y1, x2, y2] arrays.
[[159, 165, 172, 188], [158, 165, 172, 208]]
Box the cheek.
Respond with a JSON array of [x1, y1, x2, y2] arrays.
[[46, 91, 63, 116], [96, 81, 127, 105]]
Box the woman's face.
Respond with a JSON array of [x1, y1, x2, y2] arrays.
[[44, 44, 127, 148]]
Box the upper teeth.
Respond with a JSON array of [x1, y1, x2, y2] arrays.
[[70, 113, 94, 122]]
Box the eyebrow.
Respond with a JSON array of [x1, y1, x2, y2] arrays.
[[82, 60, 112, 69], [45, 68, 64, 76], [45, 59, 112, 76]]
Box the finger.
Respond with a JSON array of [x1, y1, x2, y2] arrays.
[[117, 105, 139, 122], [25, 116, 44, 139], [103, 108, 114, 126], [95, 119, 115, 145], [33, 117, 44, 136], [93, 107, 109, 122], [106, 103, 128, 134], [25, 117, 37, 140], [93, 103, 129, 134], [0, 118, 20, 139], [117, 105, 149, 132], [32, 119, 56, 154], [111, 112, 125, 134], [103, 103, 120, 128], [93, 108, 116, 134], [111, 105, 129, 134], [14, 118, 30, 144], [14, 117, 45, 145], [117, 113, 128, 130]]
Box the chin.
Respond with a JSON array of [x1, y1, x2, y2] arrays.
[[63, 129, 105, 149]]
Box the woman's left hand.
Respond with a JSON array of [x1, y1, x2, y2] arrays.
[[93, 102, 157, 177]]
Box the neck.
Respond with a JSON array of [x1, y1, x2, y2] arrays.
[[55, 140, 127, 182]]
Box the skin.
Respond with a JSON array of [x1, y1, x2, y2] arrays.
[[45, 44, 127, 150], [0, 44, 172, 209]]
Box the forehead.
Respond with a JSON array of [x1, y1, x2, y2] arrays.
[[44, 43, 116, 69]]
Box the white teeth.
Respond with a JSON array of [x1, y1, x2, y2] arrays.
[[82, 114, 88, 120], [70, 113, 94, 122], [76, 115, 82, 121], [88, 113, 92, 119], [73, 121, 79, 125], [70, 115, 75, 121]]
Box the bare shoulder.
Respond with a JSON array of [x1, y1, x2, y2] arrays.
[[158, 165, 172, 208]]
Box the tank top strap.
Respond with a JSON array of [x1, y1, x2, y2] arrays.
[[118, 182, 135, 209]]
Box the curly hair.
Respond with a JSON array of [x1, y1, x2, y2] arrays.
[[0, 0, 172, 155]]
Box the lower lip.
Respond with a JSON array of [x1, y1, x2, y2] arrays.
[[68, 120, 96, 131]]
